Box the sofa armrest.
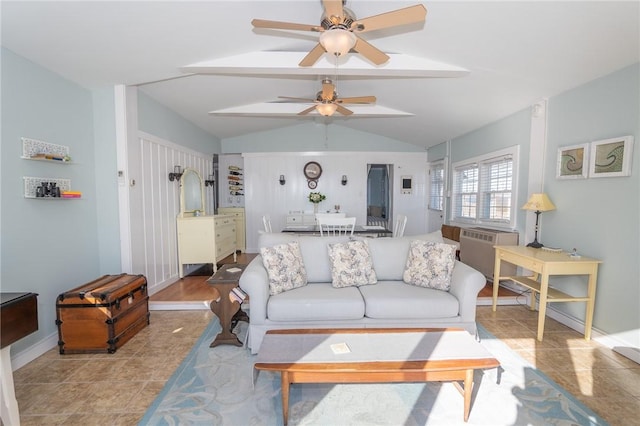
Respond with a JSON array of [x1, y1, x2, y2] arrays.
[[239, 256, 269, 324], [448, 260, 486, 322]]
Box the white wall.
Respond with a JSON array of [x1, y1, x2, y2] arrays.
[[218, 154, 245, 208], [127, 132, 215, 294], [242, 151, 428, 252]]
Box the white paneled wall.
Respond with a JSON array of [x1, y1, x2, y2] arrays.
[[130, 132, 214, 294], [243, 152, 429, 252]]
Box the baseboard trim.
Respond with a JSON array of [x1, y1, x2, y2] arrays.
[[476, 296, 520, 306], [544, 305, 640, 365], [149, 300, 212, 311], [11, 332, 58, 371]]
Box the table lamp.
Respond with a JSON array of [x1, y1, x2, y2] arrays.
[[522, 193, 556, 248]]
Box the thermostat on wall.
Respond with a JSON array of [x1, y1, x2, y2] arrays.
[[401, 176, 413, 194]]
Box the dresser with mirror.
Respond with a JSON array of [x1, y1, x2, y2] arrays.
[[176, 168, 236, 277]]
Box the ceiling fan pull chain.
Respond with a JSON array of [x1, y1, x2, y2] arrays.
[[334, 56, 339, 94]]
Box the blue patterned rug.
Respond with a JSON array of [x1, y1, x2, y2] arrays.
[[139, 320, 607, 425]]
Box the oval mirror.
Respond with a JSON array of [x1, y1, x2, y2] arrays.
[[180, 168, 204, 216]]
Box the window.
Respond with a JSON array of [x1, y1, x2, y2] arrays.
[[452, 146, 518, 228], [428, 161, 444, 211]]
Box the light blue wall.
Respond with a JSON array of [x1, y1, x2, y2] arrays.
[[430, 108, 532, 233], [428, 63, 639, 349], [544, 63, 639, 344], [428, 141, 447, 162], [454, 109, 531, 234], [137, 92, 221, 154], [222, 122, 423, 153], [92, 88, 121, 273], [0, 49, 224, 361], [1, 48, 102, 354]]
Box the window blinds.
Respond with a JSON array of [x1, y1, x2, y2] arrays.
[[453, 153, 514, 224]]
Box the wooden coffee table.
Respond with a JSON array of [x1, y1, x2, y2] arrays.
[[254, 328, 499, 424]]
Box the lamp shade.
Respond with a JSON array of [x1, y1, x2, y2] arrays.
[[320, 29, 356, 57], [316, 103, 338, 116], [522, 193, 556, 212]]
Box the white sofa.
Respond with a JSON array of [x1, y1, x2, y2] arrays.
[[239, 232, 486, 353]]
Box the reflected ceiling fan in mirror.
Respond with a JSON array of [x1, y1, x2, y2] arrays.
[[278, 78, 376, 116], [252, 0, 427, 66]]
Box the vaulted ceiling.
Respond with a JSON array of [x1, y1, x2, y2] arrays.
[[2, 1, 638, 148]]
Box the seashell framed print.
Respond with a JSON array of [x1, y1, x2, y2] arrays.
[[588, 136, 634, 178], [557, 143, 589, 179]]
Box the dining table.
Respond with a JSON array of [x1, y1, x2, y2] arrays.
[[282, 224, 392, 237]]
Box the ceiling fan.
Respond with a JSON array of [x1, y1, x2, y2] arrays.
[[252, 0, 427, 66], [278, 78, 376, 116]]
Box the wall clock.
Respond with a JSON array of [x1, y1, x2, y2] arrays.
[[303, 161, 322, 180], [307, 180, 318, 189]]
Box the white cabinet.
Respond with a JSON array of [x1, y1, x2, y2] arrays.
[[286, 212, 346, 225], [217, 207, 245, 252], [176, 214, 237, 277]]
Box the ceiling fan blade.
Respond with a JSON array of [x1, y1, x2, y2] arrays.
[[278, 96, 317, 103], [337, 96, 376, 104], [299, 43, 327, 67], [298, 105, 318, 115], [251, 19, 323, 32], [336, 105, 353, 116], [322, 0, 344, 25], [352, 37, 390, 65], [351, 5, 427, 33], [321, 80, 335, 100]]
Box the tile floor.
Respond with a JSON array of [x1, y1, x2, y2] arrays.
[[11, 305, 640, 425]]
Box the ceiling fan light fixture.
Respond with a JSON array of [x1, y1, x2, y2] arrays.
[[320, 28, 356, 57], [316, 102, 338, 116]]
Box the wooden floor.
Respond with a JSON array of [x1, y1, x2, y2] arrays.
[[150, 252, 518, 302], [150, 253, 256, 302]]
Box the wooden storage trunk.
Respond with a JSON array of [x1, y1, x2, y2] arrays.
[[56, 274, 150, 354]]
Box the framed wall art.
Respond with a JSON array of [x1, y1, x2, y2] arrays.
[[588, 135, 634, 178], [556, 143, 589, 179]]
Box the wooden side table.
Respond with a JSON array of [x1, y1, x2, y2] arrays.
[[492, 245, 601, 341], [206, 264, 249, 347]]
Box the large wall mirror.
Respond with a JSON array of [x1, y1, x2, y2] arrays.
[[180, 168, 205, 216]]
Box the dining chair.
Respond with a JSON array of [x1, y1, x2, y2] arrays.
[[318, 217, 356, 236], [393, 214, 408, 237], [262, 215, 273, 233]]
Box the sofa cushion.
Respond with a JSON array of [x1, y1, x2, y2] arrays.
[[258, 232, 299, 248], [297, 236, 351, 282], [260, 241, 307, 295], [363, 231, 444, 281], [403, 240, 456, 290], [366, 237, 411, 280], [327, 240, 377, 288], [359, 281, 460, 319], [267, 283, 365, 321]]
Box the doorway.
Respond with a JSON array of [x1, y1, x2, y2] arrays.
[[367, 164, 393, 229]]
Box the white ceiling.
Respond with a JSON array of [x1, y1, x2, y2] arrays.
[[2, 1, 639, 149]]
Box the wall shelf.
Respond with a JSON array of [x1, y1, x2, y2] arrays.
[[21, 138, 79, 198], [21, 137, 71, 162], [23, 177, 74, 199], [21, 156, 72, 164]]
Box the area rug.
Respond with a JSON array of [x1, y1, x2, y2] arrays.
[[139, 320, 607, 426]]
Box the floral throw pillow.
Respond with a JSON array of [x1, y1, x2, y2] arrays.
[[403, 240, 456, 290], [260, 241, 308, 295], [328, 240, 377, 288]]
